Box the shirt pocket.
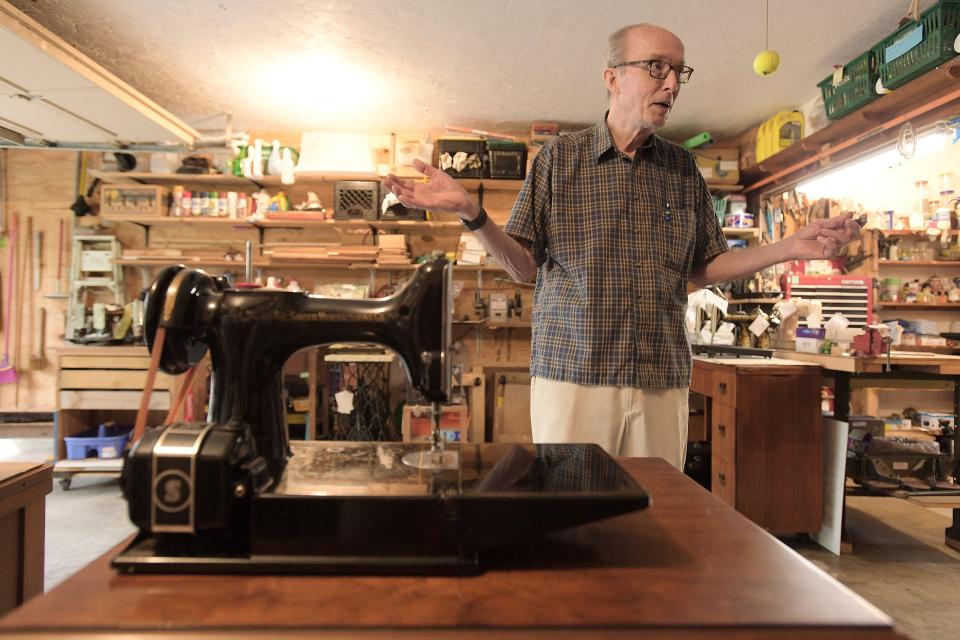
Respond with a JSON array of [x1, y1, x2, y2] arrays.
[[655, 207, 696, 275]]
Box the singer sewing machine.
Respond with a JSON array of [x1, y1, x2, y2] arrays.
[[112, 258, 648, 575]]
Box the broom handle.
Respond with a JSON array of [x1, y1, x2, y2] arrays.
[[133, 327, 166, 442]]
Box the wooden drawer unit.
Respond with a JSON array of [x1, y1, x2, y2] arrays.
[[712, 369, 737, 406], [55, 346, 172, 461], [711, 403, 736, 463], [712, 453, 736, 507], [691, 357, 823, 534]]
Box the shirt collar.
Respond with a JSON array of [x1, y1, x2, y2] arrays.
[[593, 113, 664, 165]]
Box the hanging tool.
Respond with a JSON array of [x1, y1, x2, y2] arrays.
[[31, 307, 45, 366], [0, 213, 17, 384], [44, 218, 68, 299], [32, 227, 41, 291]]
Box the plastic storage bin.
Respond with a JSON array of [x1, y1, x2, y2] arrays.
[[64, 423, 131, 459], [876, 0, 960, 89], [817, 50, 879, 120]]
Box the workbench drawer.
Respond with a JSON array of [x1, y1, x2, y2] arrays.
[[690, 366, 712, 396], [712, 370, 737, 407], [711, 403, 737, 465], [58, 369, 172, 391], [712, 452, 737, 507]]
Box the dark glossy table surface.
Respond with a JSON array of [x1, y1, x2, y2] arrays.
[[0, 458, 900, 639]]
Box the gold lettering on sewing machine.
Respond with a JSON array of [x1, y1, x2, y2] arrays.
[[276, 311, 385, 322]]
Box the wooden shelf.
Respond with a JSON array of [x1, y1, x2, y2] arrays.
[[875, 229, 960, 236], [741, 56, 960, 188], [876, 303, 960, 310], [102, 214, 461, 232], [708, 183, 743, 193], [728, 297, 782, 305], [115, 258, 255, 268], [487, 320, 531, 329], [456, 178, 525, 191], [90, 170, 260, 188], [878, 260, 960, 267], [722, 227, 761, 238]]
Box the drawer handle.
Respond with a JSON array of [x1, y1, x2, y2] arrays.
[[718, 472, 726, 484], [718, 424, 726, 435], [718, 382, 727, 393]]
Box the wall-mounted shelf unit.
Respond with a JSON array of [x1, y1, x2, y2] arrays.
[[741, 55, 960, 192]]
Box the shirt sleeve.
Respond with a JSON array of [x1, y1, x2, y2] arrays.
[[504, 142, 552, 267], [689, 156, 729, 269]]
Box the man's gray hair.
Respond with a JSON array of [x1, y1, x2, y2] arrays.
[[605, 23, 654, 68]]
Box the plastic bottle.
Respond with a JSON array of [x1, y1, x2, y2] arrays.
[[280, 147, 295, 185], [267, 139, 282, 176]]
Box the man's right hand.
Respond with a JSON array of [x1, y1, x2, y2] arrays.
[[382, 159, 480, 221]]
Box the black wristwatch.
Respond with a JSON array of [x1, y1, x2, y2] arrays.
[[461, 207, 489, 231]]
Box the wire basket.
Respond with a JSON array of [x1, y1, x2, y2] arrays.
[[817, 50, 879, 121], [876, 0, 960, 89]]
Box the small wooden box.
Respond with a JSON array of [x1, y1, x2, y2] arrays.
[[100, 185, 169, 217], [402, 404, 469, 443], [692, 147, 739, 184]]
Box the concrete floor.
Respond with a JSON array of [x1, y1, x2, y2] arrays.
[[2, 424, 960, 639]]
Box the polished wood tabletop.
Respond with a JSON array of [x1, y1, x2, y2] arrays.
[[0, 458, 901, 639]]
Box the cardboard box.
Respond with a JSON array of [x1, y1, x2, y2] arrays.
[[402, 404, 469, 443], [692, 147, 739, 184]]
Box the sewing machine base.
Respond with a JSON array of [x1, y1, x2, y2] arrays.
[[113, 441, 648, 575]]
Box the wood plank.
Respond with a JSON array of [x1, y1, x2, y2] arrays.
[[908, 495, 960, 509], [58, 390, 170, 411], [59, 355, 153, 369], [59, 369, 172, 390]]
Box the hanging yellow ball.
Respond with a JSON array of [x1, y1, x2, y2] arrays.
[[753, 49, 781, 76]]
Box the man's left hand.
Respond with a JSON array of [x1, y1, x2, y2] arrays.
[[788, 212, 861, 260]]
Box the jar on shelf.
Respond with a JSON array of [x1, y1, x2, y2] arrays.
[[915, 180, 931, 214]]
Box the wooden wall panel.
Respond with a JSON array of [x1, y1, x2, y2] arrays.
[[1, 149, 75, 413]]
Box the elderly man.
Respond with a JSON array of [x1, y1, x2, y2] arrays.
[[383, 23, 859, 469]]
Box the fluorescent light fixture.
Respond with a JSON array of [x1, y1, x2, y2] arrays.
[[250, 51, 384, 127], [797, 129, 952, 199], [295, 132, 376, 174]]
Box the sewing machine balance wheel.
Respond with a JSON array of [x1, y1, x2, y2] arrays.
[[143, 264, 218, 374]]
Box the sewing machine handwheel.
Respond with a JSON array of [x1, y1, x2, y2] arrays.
[[143, 265, 213, 375]]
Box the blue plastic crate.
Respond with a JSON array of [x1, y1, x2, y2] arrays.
[[64, 423, 131, 459]]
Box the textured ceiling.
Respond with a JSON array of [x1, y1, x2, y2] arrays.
[[7, 0, 933, 142]]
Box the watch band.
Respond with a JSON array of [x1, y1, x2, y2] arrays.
[[461, 207, 489, 231]]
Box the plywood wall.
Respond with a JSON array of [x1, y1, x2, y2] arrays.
[[0, 146, 534, 415], [0, 148, 77, 412]]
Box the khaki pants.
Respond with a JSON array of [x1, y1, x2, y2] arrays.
[[530, 377, 689, 469]]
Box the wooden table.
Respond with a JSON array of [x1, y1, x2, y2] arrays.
[[0, 458, 900, 638], [0, 462, 52, 617], [774, 349, 960, 550]]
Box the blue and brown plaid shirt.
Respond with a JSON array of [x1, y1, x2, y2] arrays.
[[505, 116, 728, 388]]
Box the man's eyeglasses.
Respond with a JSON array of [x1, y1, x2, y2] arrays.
[[613, 59, 694, 84]]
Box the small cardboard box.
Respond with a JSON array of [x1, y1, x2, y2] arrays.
[[100, 185, 169, 216], [692, 147, 739, 184], [402, 404, 469, 443]]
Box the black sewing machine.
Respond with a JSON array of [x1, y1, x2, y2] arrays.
[[112, 258, 649, 575]]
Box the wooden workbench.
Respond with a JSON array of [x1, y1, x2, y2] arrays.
[[0, 458, 900, 638], [0, 462, 52, 617]]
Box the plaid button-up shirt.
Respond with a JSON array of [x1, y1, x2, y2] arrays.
[[505, 116, 728, 388]]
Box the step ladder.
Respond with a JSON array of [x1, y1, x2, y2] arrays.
[[66, 235, 124, 342]]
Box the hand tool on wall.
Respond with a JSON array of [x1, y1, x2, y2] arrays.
[[32, 228, 41, 291], [0, 213, 17, 384], [44, 218, 68, 299]]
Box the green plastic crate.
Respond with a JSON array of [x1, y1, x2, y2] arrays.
[[876, 0, 960, 89], [817, 50, 879, 121]]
